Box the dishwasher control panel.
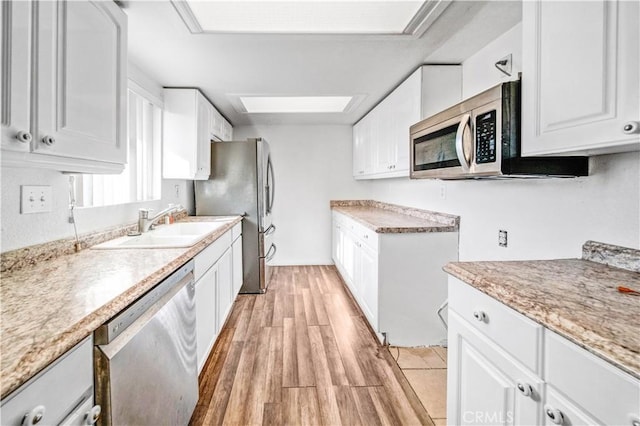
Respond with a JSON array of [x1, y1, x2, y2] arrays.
[[94, 260, 194, 345]]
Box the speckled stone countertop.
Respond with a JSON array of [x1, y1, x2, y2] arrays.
[[331, 200, 459, 233], [0, 215, 242, 399], [444, 241, 640, 379]]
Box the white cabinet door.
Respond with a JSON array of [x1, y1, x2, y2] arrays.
[[195, 264, 218, 373], [232, 236, 243, 295], [393, 71, 421, 173], [522, 0, 640, 156], [357, 243, 378, 330], [35, 0, 127, 165], [196, 93, 212, 179], [1, 1, 33, 153], [216, 248, 233, 329], [341, 229, 357, 290], [447, 311, 543, 426]]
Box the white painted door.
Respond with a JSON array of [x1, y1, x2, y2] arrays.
[[34, 0, 127, 164], [216, 248, 233, 329], [1, 0, 33, 152], [195, 93, 212, 179], [195, 264, 218, 373], [393, 71, 421, 173], [352, 121, 366, 178], [522, 0, 640, 155], [341, 229, 357, 290], [447, 311, 542, 426], [358, 243, 378, 330]]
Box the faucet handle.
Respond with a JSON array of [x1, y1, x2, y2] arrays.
[[139, 208, 152, 219]]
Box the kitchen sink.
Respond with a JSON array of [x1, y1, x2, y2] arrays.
[[92, 220, 233, 249]]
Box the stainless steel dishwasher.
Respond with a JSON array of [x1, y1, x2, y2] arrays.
[[94, 260, 198, 426]]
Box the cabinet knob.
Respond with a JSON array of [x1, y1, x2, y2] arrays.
[[16, 130, 32, 143], [630, 415, 640, 426], [622, 121, 639, 134], [22, 405, 46, 426], [41, 135, 56, 146], [472, 310, 487, 322], [84, 405, 101, 425], [545, 406, 564, 425], [516, 381, 533, 397]]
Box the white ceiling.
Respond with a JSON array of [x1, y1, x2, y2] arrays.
[[125, 1, 522, 127]]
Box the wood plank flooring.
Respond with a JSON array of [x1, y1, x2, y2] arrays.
[[190, 265, 434, 426]]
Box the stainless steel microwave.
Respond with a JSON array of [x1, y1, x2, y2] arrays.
[[409, 81, 588, 179]]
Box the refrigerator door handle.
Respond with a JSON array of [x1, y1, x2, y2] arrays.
[[267, 155, 275, 214], [265, 243, 277, 262], [265, 224, 276, 236]]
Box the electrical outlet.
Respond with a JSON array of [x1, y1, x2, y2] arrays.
[[21, 185, 52, 214], [174, 184, 180, 199], [498, 229, 508, 247], [440, 183, 446, 200]]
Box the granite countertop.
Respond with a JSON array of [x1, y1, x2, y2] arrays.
[[444, 241, 640, 379], [0, 215, 242, 399], [331, 200, 459, 233]]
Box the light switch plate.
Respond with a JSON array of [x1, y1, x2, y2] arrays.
[[21, 185, 52, 214]]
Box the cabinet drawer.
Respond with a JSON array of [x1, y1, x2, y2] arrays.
[[1, 337, 93, 426], [545, 330, 640, 425], [448, 277, 543, 374], [353, 221, 378, 251], [194, 230, 232, 281]]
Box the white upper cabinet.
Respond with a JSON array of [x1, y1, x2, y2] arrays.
[[353, 65, 461, 180], [522, 0, 640, 156], [1, 0, 128, 173], [1, 1, 33, 153], [163, 88, 232, 180]]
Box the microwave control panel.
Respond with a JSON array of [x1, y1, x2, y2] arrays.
[[475, 110, 496, 163]]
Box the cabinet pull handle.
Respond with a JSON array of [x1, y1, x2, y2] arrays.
[[84, 405, 101, 425], [472, 310, 487, 322], [545, 406, 564, 425], [16, 130, 32, 143], [630, 415, 640, 426], [516, 382, 533, 397], [22, 405, 46, 425], [41, 135, 56, 146], [622, 121, 639, 134]]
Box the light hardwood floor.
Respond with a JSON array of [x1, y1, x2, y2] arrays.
[[190, 265, 435, 425]]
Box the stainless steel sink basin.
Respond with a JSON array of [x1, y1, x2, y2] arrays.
[[92, 220, 233, 249]]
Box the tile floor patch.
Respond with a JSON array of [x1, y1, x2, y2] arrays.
[[397, 347, 447, 369], [403, 369, 447, 419]]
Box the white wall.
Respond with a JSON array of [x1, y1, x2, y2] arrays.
[[0, 168, 194, 252], [363, 23, 640, 260], [233, 125, 366, 265]]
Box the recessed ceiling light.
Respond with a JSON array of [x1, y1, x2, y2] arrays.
[[171, 1, 446, 36], [240, 96, 353, 113]]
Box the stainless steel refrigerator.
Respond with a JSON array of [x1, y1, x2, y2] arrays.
[[194, 138, 276, 293]]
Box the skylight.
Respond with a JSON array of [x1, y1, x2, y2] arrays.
[[240, 96, 353, 113], [173, 0, 430, 35]]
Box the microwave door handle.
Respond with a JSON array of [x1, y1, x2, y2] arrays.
[[455, 113, 472, 172]]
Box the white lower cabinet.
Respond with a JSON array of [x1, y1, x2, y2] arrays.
[[332, 211, 458, 346], [447, 311, 543, 426], [195, 263, 219, 373], [0, 337, 98, 426], [232, 231, 243, 295], [193, 222, 243, 373], [216, 248, 233, 331], [447, 276, 640, 426]]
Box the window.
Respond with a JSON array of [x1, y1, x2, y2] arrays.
[[75, 84, 162, 207]]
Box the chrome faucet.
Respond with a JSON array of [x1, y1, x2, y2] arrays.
[[138, 205, 181, 233]]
